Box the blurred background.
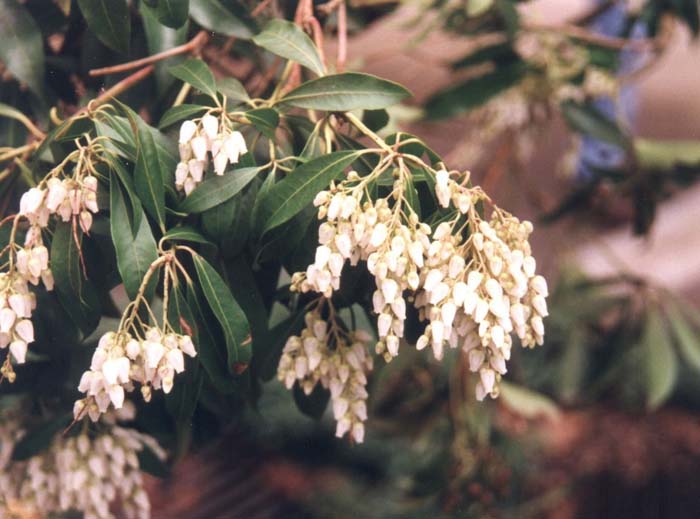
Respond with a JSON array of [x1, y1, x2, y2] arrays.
[[131, 1, 700, 518]]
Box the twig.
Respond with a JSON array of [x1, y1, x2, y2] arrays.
[[89, 31, 209, 76], [251, 0, 274, 16], [77, 65, 155, 116], [524, 21, 657, 50], [337, 0, 347, 73]]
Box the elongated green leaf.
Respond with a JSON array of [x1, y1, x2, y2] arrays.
[[158, 104, 207, 129], [561, 101, 630, 148], [77, 0, 131, 54], [162, 226, 213, 245], [217, 77, 250, 103], [0, 0, 45, 95], [189, 0, 254, 38], [12, 414, 72, 461], [179, 167, 260, 213], [452, 41, 518, 69], [154, 0, 189, 28], [280, 73, 411, 111], [260, 151, 361, 233], [192, 255, 251, 370], [110, 172, 158, 300], [141, 3, 188, 92], [110, 159, 142, 234], [165, 285, 202, 425], [252, 19, 324, 76], [667, 303, 700, 372], [169, 59, 218, 101], [134, 124, 166, 231], [425, 62, 525, 119], [246, 108, 279, 139], [51, 223, 101, 336], [643, 309, 678, 410]]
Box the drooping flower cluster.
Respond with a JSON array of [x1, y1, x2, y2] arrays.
[[0, 272, 38, 371], [292, 172, 433, 360], [414, 170, 548, 399], [0, 403, 163, 519], [176, 114, 248, 194], [19, 175, 99, 234], [74, 326, 197, 422], [291, 165, 548, 403], [277, 310, 373, 442]]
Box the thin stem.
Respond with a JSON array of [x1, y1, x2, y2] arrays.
[[173, 83, 192, 107], [120, 254, 170, 330], [344, 112, 393, 153], [336, 0, 347, 73], [0, 143, 39, 163], [76, 66, 155, 116], [89, 31, 209, 76]]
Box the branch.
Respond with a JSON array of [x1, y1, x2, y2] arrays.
[[76, 65, 155, 116], [523, 21, 657, 50], [88, 31, 209, 77]]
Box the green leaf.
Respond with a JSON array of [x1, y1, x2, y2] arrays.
[[162, 226, 213, 245], [561, 100, 630, 148], [165, 285, 203, 425], [134, 123, 167, 231], [635, 138, 700, 170], [246, 108, 279, 139], [667, 302, 700, 373], [154, 0, 189, 28], [77, 0, 131, 54], [259, 150, 361, 233], [169, 58, 218, 101], [179, 166, 260, 213], [158, 104, 208, 129], [138, 445, 169, 478], [12, 414, 72, 461], [50, 223, 101, 336], [252, 19, 324, 76], [452, 41, 518, 69], [185, 284, 236, 392], [499, 381, 560, 421], [643, 309, 678, 410], [362, 109, 389, 132], [0, 0, 46, 95], [280, 73, 411, 111], [189, 0, 254, 39], [425, 62, 525, 119], [141, 3, 188, 91], [192, 255, 252, 370], [258, 311, 306, 381], [110, 172, 158, 300], [494, 0, 520, 39], [217, 77, 250, 103], [293, 383, 330, 420]]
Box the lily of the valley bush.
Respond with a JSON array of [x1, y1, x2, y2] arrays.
[[0, 5, 550, 518]]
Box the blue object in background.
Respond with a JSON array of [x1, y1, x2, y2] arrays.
[[576, 1, 648, 180]]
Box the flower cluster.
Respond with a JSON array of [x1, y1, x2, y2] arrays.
[[19, 175, 99, 234], [74, 326, 197, 422], [292, 173, 433, 361], [0, 404, 163, 519], [0, 272, 38, 371], [291, 165, 548, 403], [176, 114, 247, 194], [414, 170, 548, 399], [277, 311, 373, 443]]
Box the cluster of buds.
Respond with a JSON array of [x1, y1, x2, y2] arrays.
[[19, 175, 99, 234], [74, 326, 197, 421], [0, 272, 37, 371], [414, 170, 548, 399], [292, 172, 433, 361], [277, 311, 373, 443], [176, 114, 248, 194], [292, 165, 548, 403], [0, 403, 163, 519]]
